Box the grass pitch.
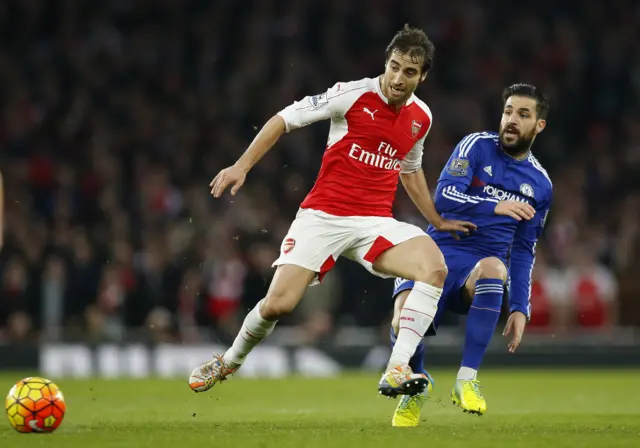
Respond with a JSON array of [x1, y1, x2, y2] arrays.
[[1, 369, 638, 447]]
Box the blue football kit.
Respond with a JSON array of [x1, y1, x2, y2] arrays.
[[393, 131, 553, 335]]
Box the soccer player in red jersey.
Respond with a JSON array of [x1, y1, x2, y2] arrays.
[[189, 25, 476, 397]]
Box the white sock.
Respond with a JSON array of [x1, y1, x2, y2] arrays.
[[223, 300, 277, 367], [388, 281, 441, 368], [457, 366, 478, 381]]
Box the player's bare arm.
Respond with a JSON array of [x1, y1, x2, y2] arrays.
[[400, 168, 477, 237], [210, 115, 287, 198]]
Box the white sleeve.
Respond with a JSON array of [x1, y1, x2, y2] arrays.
[[400, 132, 427, 174], [277, 81, 364, 133]]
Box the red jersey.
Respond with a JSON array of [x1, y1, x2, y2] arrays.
[[277, 77, 433, 217]]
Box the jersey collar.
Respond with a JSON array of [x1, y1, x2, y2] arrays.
[[374, 76, 389, 104]]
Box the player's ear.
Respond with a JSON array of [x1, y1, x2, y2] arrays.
[[535, 119, 546, 134], [420, 71, 428, 83]]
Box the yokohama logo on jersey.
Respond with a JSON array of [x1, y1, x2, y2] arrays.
[[348, 141, 401, 171], [483, 185, 530, 203]]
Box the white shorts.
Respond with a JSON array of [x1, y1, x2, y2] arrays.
[[272, 208, 427, 286]]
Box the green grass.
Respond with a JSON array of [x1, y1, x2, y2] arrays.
[[1, 369, 639, 447]]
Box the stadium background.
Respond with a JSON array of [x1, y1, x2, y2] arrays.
[[0, 0, 639, 377]]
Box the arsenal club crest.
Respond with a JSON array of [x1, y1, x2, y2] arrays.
[[411, 120, 422, 138], [282, 237, 296, 254]]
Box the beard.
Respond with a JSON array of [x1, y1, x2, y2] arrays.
[[499, 125, 536, 157]]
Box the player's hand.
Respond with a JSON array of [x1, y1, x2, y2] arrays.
[[434, 219, 478, 240], [494, 201, 535, 221], [503, 311, 527, 353], [210, 164, 248, 198]]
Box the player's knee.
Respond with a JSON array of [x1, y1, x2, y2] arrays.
[[476, 257, 508, 282], [259, 264, 314, 320], [261, 290, 298, 319], [413, 256, 448, 288]]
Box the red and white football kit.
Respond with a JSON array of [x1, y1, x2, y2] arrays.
[[273, 77, 434, 284]]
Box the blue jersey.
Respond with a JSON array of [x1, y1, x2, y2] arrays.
[[427, 131, 553, 318]]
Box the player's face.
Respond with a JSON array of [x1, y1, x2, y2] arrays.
[[382, 50, 427, 105], [499, 95, 546, 155]]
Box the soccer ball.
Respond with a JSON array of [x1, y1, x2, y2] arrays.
[[5, 377, 66, 433]]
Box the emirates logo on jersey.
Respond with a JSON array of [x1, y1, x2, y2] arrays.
[[348, 142, 401, 171], [282, 238, 296, 254], [411, 120, 422, 138]]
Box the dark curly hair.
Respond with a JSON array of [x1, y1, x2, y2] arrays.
[[385, 24, 435, 74]]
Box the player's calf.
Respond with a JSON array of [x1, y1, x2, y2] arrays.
[[189, 264, 315, 393], [390, 291, 427, 376], [374, 237, 446, 394], [459, 257, 507, 379], [224, 264, 315, 366]]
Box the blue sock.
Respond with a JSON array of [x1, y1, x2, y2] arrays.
[[390, 326, 426, 375], [461, 279, 504, 371]]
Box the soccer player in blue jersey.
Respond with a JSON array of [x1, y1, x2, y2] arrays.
[[389, 84, 552, 426]]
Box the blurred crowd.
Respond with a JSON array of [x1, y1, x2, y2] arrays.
[[1, 0, 639, 344]]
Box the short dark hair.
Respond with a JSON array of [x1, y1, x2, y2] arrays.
[[385, 24, 435, 73], [502, 83, 550, 120]]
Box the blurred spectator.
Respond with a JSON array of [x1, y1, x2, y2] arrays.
[[526, 247, 567, 333], [564, 244, 619, 331]]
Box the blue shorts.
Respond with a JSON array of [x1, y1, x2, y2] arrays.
[[392, 249, 504, 336]]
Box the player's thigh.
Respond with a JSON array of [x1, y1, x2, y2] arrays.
[[347, 218, 446, 283], [261, 264, 317, 317], [372, 231, 447, 285], [462, 256, 509, 302], [273, 209, 356, 284]]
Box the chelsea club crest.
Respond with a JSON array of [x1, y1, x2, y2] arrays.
[[520, 183, 535, 198]]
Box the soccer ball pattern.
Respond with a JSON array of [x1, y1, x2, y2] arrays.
[[5, 377, 66, 433]]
